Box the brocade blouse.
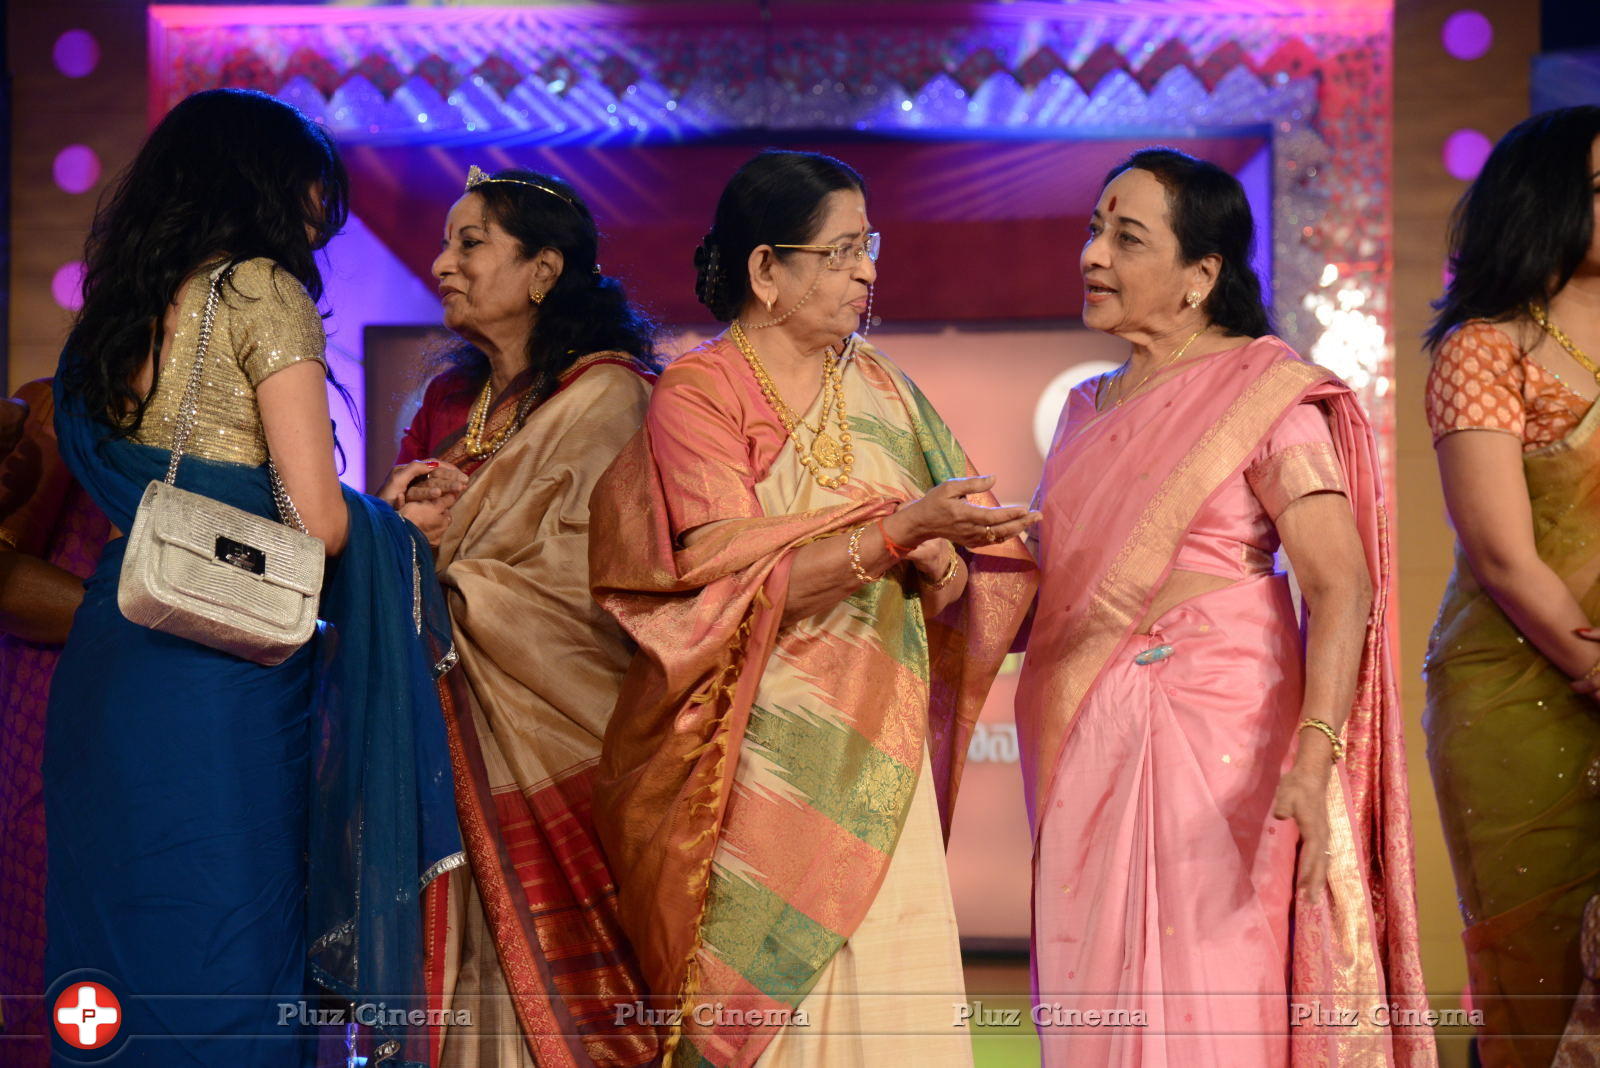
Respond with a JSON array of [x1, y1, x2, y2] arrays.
[[1425, 320, 1591, 452]]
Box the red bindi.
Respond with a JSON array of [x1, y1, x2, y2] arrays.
[[1108, 196, 1118, 212]]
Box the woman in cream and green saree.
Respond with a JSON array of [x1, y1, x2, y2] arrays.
[[589, 150, 1038, 1067], [1424, 106, 1600, 1068]]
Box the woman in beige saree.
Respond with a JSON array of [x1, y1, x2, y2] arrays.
[[1423, 107, 1600, 1068], [380, 166, 661, 1067], [589, 150, 1038, 1067]]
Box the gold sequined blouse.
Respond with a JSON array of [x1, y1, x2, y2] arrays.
[[132, 258, 327, 466]]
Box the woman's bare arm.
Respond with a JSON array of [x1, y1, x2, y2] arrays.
[[256, 361, 348, 554], [1436, 429, 1597, 678], [1271, 490, 1374, 897]]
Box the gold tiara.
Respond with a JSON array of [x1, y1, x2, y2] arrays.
[[464, 164, 575, 207]]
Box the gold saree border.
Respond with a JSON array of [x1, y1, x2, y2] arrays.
[[1289, 771, 1393, 1068], [1251, 441, 1345, 520]]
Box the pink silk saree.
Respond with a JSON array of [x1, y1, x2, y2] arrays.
[[1017, 337, 1436, 1068]]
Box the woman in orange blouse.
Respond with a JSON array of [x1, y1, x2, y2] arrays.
[[1424, 105, 1600, 1068]]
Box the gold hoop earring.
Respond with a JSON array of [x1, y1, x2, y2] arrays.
[[765, 296, 775, 312]]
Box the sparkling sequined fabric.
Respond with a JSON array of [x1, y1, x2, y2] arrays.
[[133, 258, 326, 467]]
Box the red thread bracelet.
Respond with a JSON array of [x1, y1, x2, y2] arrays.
[[878, 518, 914, 561]]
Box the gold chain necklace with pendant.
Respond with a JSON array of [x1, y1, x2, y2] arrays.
[[1105, 328, 1205, 410], [1529, 302, 1600, 386], [730, 320, 854, 489]]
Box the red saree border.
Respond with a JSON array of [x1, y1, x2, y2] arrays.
[[434, 668, 592, 1067]]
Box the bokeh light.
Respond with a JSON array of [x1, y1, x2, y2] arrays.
[[51, 262, 86, 311], [52, 145, 100, 194], [1443, 128, 1493, 181], [1441, 11, 1493, 61], [52, 30, 99, 79]]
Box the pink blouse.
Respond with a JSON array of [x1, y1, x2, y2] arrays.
[[1170, 402, 1346, 580]]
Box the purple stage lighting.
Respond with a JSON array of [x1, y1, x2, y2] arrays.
[[1441, 11, 1493, 61], [52, 30, 99, 79], [53, 145, 100, 195], [1443, 128, 1492, 181], [51, 262, 86, 311]]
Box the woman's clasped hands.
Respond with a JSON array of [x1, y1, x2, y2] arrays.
[[376, 459, 469, 547]]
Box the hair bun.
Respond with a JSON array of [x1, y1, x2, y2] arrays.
[[693, 231, 734, 319]]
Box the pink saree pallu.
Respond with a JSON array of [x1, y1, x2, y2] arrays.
[[1017, 338, 1437, 1068]]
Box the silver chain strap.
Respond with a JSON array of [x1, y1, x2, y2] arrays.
[[164, 267, 309, 535]]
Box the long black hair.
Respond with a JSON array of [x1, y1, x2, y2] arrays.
[[65, 88, 348, 431], [444, 168, 659, 396], [1104, 147, 1273, 339], [693, 150, 866, 322], [1426, 106, 1600, 351]]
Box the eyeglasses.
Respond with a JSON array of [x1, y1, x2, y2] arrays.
[[773, 231, 881, 271]]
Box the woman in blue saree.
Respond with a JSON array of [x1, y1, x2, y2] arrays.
[[45, 89, 461, 1067]]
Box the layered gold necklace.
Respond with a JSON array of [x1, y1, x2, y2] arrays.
[[1529, 302, 1600, 387], [462, 379, 532, 460], [730, 320, 854, 489]]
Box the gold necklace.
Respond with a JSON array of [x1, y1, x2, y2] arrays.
[[1529, 303, 1600, 385], [1106, 328, 1206, 410], [462, 379, 529, 459], [730, 321, 854, 488]]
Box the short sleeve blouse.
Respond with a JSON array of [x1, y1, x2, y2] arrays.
[[134, 258, 327, 467], [1425, 320, 1590, 451]]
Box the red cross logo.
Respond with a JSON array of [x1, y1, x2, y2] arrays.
[[53, 982, 121, 1049]]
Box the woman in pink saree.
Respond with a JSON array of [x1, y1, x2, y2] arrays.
[[1017, 148, 1436, 1067]]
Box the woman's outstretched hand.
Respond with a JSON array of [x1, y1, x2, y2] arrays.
[[886, 475, 1041, 550]]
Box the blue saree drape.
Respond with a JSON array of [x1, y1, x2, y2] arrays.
[[46, 371, 462, 1067]]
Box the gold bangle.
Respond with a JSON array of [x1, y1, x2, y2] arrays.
[[846, 524, 873, 585], [925, 548, 961, 591], [1298, 717, 1344, 764], [1583, 657, 1600, 682]]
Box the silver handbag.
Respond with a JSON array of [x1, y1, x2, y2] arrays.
[[118, 268, 325, 666]]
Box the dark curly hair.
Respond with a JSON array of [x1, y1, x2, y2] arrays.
[[442, 168, 660, 395], [1426, 106, 1600, 352], [1104, 147, 1273, 339], [693, 150, 866, 322], [63, 88, 349, 432]]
